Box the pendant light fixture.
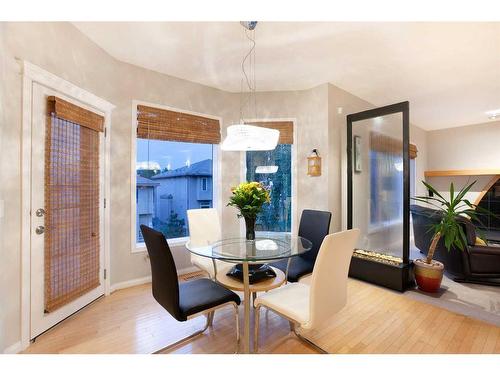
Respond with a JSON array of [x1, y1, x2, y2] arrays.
[[255, 150, 278, 174], [221, 21, 280, 151]]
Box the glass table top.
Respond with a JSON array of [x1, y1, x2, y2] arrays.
[[185, 232, 313, 262]]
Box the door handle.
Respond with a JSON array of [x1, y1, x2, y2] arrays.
[[35, 226, 45, 235]]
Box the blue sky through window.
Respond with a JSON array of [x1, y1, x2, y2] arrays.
[[137, 139, 212, 171]]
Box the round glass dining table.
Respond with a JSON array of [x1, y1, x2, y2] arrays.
[[186, 232, 312, 353]]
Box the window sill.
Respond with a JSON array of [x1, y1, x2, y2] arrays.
[[132, 236, 189, 253]]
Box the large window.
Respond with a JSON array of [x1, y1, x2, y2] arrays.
[[246, 144, 292, 233], [136, 140, 213, 242], [134, 104, 220, 245]]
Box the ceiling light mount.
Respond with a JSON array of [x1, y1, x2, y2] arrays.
[[240, 21, 258, 31]]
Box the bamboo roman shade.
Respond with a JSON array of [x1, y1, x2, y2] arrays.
[[44, 97, 102, 313], [47, 96, 104, 133], [370, 132, 418, 159], [137, 105, 221, 144], [245, 121, 294, 144]]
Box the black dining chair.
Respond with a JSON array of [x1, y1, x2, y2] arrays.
[[273, 209, 332, 282], [140, 225, 241, 353]]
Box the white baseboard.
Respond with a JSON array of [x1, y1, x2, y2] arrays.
[[109, 266, 201, 293], [3, 341, 22, 354], [110, 276, 152, 292]]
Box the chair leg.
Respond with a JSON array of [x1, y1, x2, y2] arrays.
[[292, 326, 328, 354], [153, 314, 210, 354], [207, 311, 215, 327], [234, 303, 240, 353], [254, 305, 261, 353]]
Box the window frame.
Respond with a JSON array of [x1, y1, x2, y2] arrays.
[[131, 100, 222, 253], [240, 118, 297, 236]]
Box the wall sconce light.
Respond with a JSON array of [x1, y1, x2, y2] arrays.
[[307, 149, 322, 177]]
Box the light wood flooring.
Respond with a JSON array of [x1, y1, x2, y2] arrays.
[[23, 275, 500, 354]]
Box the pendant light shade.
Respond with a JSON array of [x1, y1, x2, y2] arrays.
[[136, 160, 161, 171], [255, 165, 278, 174], [221, 124, 279, 151]]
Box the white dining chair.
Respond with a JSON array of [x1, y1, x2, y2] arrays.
[[253, 228, 360, 353], [187, 208, 231, 280]]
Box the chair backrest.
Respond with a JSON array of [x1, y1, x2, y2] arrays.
[[140, 225, 182, 321], [298, 209, 332, 262], [187, 208, 221, 247], [307, 229, 360, 330]]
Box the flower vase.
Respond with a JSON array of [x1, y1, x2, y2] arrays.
[[244, 216, 256, 240]]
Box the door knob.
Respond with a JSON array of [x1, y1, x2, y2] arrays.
[[35, 226, 45, 235], [35, 208, 46, 217]]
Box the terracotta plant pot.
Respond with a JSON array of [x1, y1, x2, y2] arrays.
[[414, 259, 444, 293]]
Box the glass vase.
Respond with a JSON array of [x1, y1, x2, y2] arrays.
[[244, 216, 256, 240]]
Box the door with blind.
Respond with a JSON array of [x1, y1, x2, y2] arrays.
[[30, 83, 105, 339]]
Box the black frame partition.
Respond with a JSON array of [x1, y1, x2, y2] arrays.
[[347, 101, 413, 292]]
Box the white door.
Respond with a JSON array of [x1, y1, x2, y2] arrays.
[[30, 82, 105, 339]]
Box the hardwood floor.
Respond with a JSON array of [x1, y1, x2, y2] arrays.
[[23, 275, 500, 354]]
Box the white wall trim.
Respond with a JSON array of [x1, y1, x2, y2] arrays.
[[130, 100, 223, 253], [20, 60, 115, 351], [110, 276, 152, 293], [241, 118, 298, 235], [3, 341, 22, 354], [110, 266, 200, 293]]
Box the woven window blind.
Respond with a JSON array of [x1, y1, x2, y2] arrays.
[[44, 97, 103, 313], [245, 121, 294, 144], [370, 132, 418, 159], [137, 105, 221, 144]]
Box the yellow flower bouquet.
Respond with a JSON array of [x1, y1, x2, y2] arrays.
[[227, 181, 271, 240]]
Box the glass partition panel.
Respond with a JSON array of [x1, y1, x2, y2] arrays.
[[351, 112, 405, 264]]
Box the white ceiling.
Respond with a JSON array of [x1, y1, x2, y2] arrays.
[[73, 22, 500, 130]]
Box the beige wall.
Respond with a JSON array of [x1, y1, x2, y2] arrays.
[[424, 120, 500, 204], [0, 22, 430, 351], [427, 120, 500, 171]]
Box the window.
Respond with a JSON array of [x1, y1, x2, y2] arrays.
[[136, 140, 213, 242], [246, 145, 292, 232], [134, 105, 220, 245], [245, 121, 293, 233]]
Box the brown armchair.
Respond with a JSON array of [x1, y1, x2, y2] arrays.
[[411, 205, 500, 285]]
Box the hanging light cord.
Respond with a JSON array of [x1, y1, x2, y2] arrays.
[[239, 27, 257, 122]]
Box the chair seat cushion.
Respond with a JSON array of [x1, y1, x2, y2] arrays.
[[273, 257, 314, 282], [178, 278, 240, 321], [254, 282, 310, 325]]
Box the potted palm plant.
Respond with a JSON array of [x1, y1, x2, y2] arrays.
[[412, 180, 489, 292], [227, 181, 271, 240]]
